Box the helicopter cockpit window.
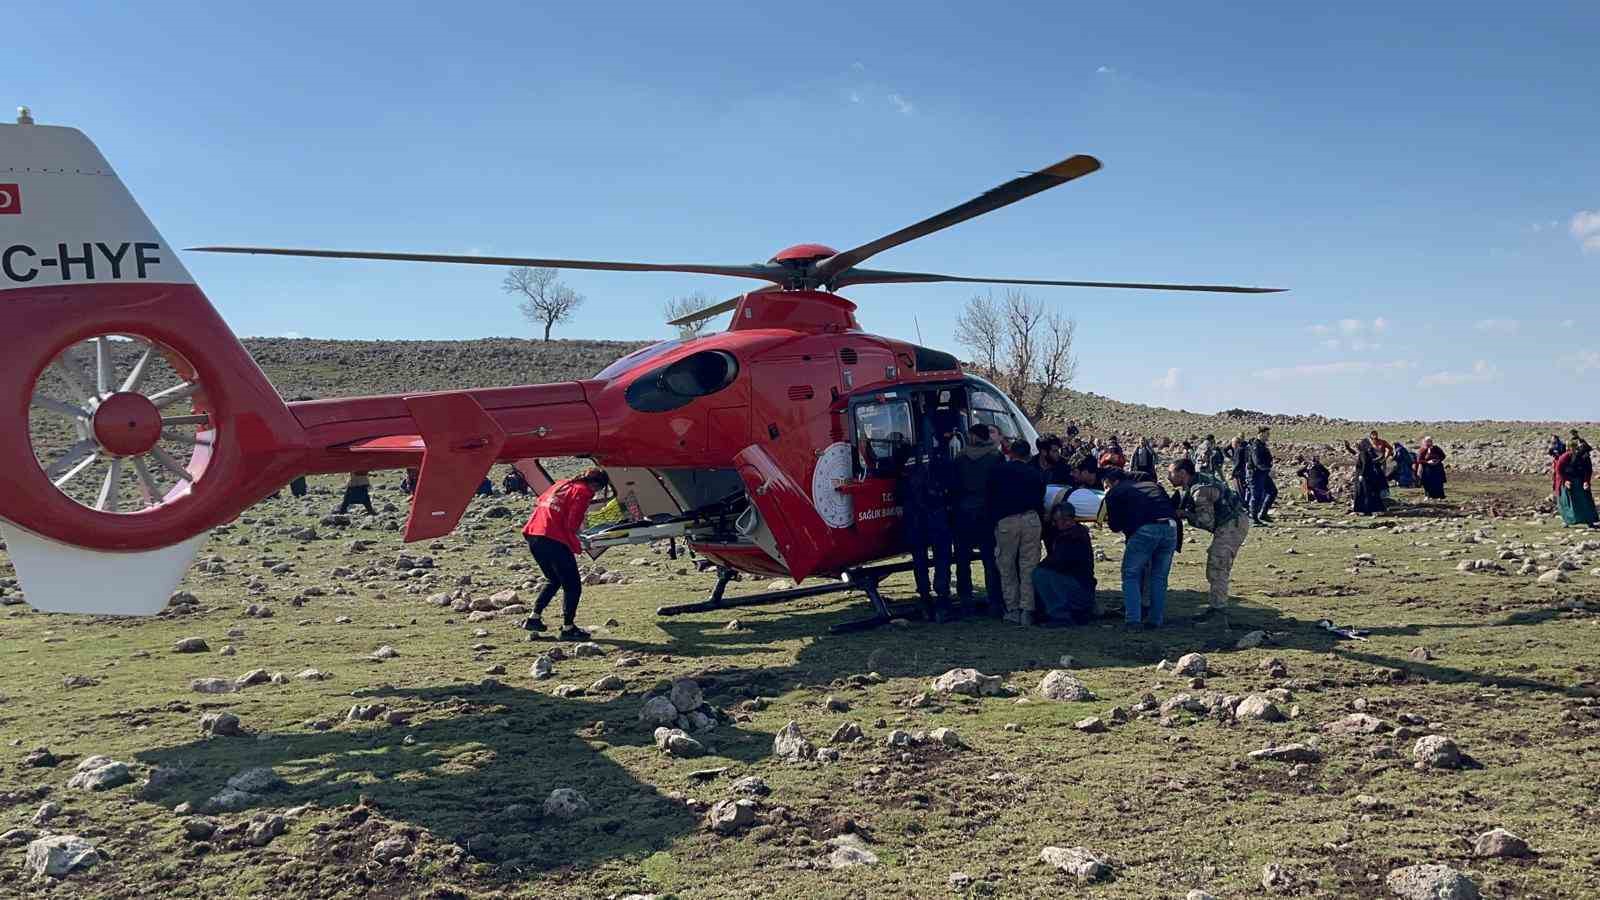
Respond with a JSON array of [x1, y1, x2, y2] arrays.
[[970, 388, 1020, 443], [852, 398, 914, 479], [625, 350, 740, 413]]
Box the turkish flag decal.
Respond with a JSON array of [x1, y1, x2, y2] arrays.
[[0, 184, 18, 215]]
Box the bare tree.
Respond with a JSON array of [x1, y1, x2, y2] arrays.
[[954, 292, 1002, 378], [503, 267, 584, 341], [662, 291, 715, 339], [1032, 310, 1079, 420], [957, 289, 1078, 421]]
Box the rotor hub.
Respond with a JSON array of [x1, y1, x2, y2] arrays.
[[92, 391, 162, 457]]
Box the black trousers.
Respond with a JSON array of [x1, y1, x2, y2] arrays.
[[338, 485, 374, 514], [527, 535, 582, 624]]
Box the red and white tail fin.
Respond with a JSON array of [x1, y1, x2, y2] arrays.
[[0, 114, 307, 615]]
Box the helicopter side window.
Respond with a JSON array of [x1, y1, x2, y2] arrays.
[[852, 398, 914, 479], [970, 388, 1020, 443], [625, 350, 740, 413]]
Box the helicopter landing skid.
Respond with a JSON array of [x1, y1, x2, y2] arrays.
[[655, 561, 928, 634]]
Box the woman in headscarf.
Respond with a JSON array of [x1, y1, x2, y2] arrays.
[[1391, 441, 1417, 488], [1416, 437, 1447, 500], [1344, 438, 1386, 514], [1554, 440, 1598, 528]]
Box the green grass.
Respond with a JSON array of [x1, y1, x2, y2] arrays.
[[4, 471, 1600, 898]]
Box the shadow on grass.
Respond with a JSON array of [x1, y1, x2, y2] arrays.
[[137, 681, 775, 873]]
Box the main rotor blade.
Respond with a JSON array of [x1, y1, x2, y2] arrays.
[[666, 294, 743, 327], [811, 154, 1102, 287], [189, 247, 788, 284], [833, 268, 1285, 293]]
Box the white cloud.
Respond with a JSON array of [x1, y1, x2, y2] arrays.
[[1571, 210, 1600, 252], [1561, 318, 1577, 329], [888, 93, 914, 115], [1337, 318, 1364, 336], [1418, 360, 1500, 388], [848, 90, 862, 104], [1096, 65, 1115, 74], [1473, 318, 1519, 334], [1570, 350, 1600, 375], [1152, 367, 1180, 391], [1254, 360, 1416, 381]]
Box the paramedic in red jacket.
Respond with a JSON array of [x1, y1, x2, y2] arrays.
[[522, 468, 610, 641]]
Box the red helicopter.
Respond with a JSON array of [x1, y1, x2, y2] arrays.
[[0, 111, 1279, 627]]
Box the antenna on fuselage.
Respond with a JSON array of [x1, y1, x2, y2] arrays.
[[914, 315, 924, 344]]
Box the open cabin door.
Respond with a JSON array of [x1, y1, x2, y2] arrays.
[[732, 444, 833, 582]]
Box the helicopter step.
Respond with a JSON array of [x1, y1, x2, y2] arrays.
[[656, 560, 930, 634]]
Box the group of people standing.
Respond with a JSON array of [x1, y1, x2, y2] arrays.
[[898, 423, 1253, 632], [1340, 430, 1448, 514]]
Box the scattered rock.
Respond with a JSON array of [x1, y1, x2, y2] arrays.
[[1385, 864, 1481, 900], [530, 654, 555, 680], [1074, 716, 1107, 733], [1235, 694, 1284, 722], [190, 677, 236, 694], [183, 817, 219, 840], [1261, 862, 1295, 892], [828, 835, 879, 868], [831, 722, 864, 744], [371, 644, 399, 660], [773, 721, 815, 762], [25, 834, 101, 879], [544, 787, 590, 820], [244, 813, 287, 847], [639, 695, 680, 726], [929, 726, 964, 748], [1038, 670, 1095, 702], [67, 757, 132, 791], [1322, 712, 1388, 736], [173, 637, 210, 653], [1172, 652, 1208, 677], [1412, 735, 1463, 770], [1235, 630, 1267, 650], [22, 747, 58, 768], [372, 833, 413, 862], [669, 678, 704, 711], [931, 667, 1004, 697], [227, 766, 285, 794], [731, 775, 771, 797], [1473, 827, 1529, 859], [1248, 743, 1321, 764], [590, 674, 625, 692], [1039, 846, 1113, 883], [653, 727, 705, 758], [706, 798, 757, 835]]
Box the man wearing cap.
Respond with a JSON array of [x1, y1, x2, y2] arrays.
[[1169, 457, 1250, 627]]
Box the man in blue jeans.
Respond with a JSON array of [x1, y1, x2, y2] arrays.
[[1101, 467, 1179, 629]]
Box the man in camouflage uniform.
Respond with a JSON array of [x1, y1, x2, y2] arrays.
[[1168, 457, 1250, 627]]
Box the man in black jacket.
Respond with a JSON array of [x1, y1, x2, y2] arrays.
[[988, 440, 1045, 625], [1247, 426, 1278, 525], [1102, 468, 1179, 629], [954, 424, 1004, 616]]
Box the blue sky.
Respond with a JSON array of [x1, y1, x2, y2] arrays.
[[11, 2, 1597, 420]]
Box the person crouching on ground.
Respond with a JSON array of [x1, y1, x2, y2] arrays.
[[522, 467, 611, 640], [1032, 499, 1097, 626], [1101, 467, 1178, 630], [1169, 457, 1250, 629], [987, 439, 1045, 625]]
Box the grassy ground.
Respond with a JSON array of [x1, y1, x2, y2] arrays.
[[3, 471, 1599, 898]]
